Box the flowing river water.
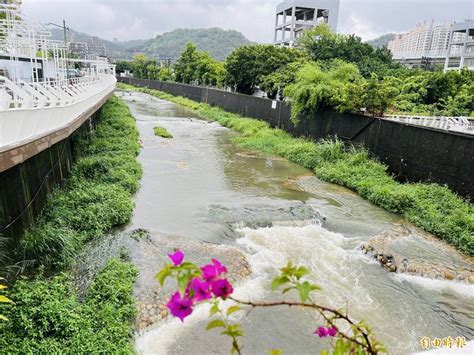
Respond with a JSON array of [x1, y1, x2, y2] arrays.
[[114, 91, 473, 354]]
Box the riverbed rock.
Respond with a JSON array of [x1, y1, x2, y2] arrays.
[[362, 223, 473, 283]]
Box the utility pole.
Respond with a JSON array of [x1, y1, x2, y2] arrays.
[[48, 20, 70, 79], [63, 19, 69, 80]]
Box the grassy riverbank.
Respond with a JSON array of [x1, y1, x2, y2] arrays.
[[19, 95, 142, 269], [0, 258, 137, 353], [1, 96, 141, 352], [118, 83, 473, 256]]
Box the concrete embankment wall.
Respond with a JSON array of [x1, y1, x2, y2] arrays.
[[118, 77, 474, 199], [0, 112, 99, 244]]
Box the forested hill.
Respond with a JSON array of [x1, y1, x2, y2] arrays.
[[50, 27, 252, 61], [366, 33, 396, 48], [131, 28, 253, 61], [50, 28, 131, 60]]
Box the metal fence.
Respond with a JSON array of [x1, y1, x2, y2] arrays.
[[384, 115, 474, 135]]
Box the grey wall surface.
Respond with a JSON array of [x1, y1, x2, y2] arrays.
[[118, 77, 474, 200]]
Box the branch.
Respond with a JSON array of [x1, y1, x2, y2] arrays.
[[229, 297, 376, 355]]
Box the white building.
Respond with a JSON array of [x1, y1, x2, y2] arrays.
[[387, 21, 453, 61], [444, 20, 474, 71], [69, 41, 89, 59], [274, 0, 340, 47]]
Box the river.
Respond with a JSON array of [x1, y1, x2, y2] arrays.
[[117, 91, 473, 355]]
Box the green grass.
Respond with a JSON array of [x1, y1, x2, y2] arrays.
[[118, 83, 474, 256], [17, 95, 142, 269], [154, 126, 173, 138], [0, 95, 141, 353], [0, 258, 137, 353]]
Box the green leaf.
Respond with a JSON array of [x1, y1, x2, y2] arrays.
[[155, 267, 171, 286], [206, 319, 226, 331], [0, 315, 8, 321], [296, 281, 311, 302], [180, 262, 201, 272], [227, 306, 241, 316], [282, 287, 294, 294], [177, 272, 191, 292], [0, 285, 7, 290], [210, 303, 220, 316], [293, 266, 309, 279], [271, 276, 289, 291], [0, 295, 12, 303]]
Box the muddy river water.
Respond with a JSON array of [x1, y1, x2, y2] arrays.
[[116, 91, 473, 355]]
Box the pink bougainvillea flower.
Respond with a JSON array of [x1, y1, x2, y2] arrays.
[[327, 326, 338, 337], [166, 291, 193, 321], [315, 326, 338, 338], [315, 326, 328, 338], [211, 278, 234, 299], [168, 250, 185, 266], [201, 259, 228, 281], [191, 277, 212, 302]]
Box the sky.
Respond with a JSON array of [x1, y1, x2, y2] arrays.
[[21, 0, 474, 43]]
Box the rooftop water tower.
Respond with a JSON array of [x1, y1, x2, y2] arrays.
[[274, 0, 340, 46]]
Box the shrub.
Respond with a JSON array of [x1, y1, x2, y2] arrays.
[[0, 259, 137, 353]]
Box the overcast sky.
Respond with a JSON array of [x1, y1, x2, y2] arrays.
[[22, 0, 474, 43]]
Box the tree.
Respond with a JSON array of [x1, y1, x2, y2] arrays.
[[131, 54, 150, 79], [146, 62, 160, 80], [297, 24, 396, 78], [174, 42, 201, 84], [174, 42, 225, 86], [260, 61, 306, 100], [225, 44, 305, 94], [362, 74, 401, 116], [115, 61, 133, 75], [284, 60, 365, 122]]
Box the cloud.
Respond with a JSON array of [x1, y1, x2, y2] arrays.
[[21, 0, 474, 42]]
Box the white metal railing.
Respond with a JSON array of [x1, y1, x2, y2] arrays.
[[0, 74, 115, 111], [384, 114, 474, 135]]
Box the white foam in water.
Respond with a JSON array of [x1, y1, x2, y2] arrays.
[[135, 223, 473, 354], [394, 273, 474, 300], [235, 224, 376, 309]]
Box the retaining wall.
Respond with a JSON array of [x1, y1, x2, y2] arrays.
[[119, 77, 474, 199], [0, 113, 98, 247]]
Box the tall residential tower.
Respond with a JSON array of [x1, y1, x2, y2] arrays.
[[274, 0, 340, 47]]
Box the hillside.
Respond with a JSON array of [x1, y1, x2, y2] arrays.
[[50, 27, 252, 61], [366, 33, 396, 48], [50, 28, 131, 59], [132, 28, 253, 61]]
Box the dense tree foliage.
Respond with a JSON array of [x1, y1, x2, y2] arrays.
[[284, 61, 365, 120], [174, 42, 225, 86], [114, 60, 133, 74], [131, 54, 173, 82], [297, 24, 397, 78], [225, 44, 305, 94]]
